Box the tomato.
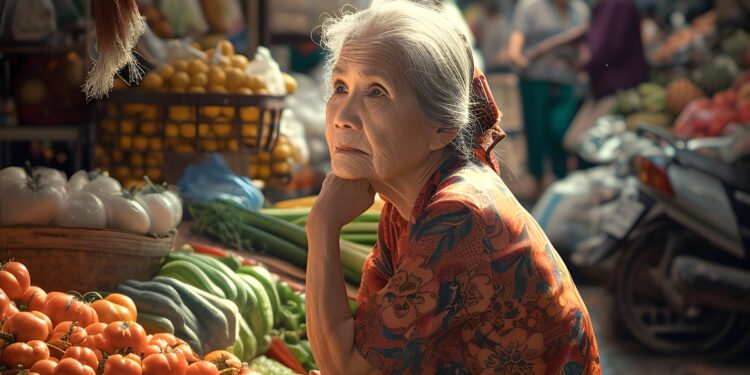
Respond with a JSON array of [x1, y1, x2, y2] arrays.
[[80, 323, 107, 356], [20, 286, 48, 312], [2, 310, 53, 341], [43, 293, 98, 327], [204, 350, 241, 370], [105, 294, 137, 321], [4, 300, 19, 320], [31, 359, 59, 375], [103, 353, 143, 375], [62, 346, 99, 370], [48, 321, 88, 348], [0, 340, 50, 369], [102, 321, 147, 355], [90, 293, 136, 324], [186, 361, 219, 375], [53, 358, 96, 375], [146, 334, 198, 363], [142, 350, 188, 375], [0, 261, 31, 300], [0, 289, 9, 320]]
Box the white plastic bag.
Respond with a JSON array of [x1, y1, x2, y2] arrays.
[[247, 46, 286, 96], [165, 39, 206, 63]]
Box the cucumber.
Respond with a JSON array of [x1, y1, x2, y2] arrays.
[[122, 279, 201, 336], [153, 276, 235, 353], [116, 284, 202, 356], [237, 315, 258, 361], [237, 266, 281, 327], [234, 276, 265, 342], [177, 281, 244, 354], [166, 251, 239, 301], [230, 335, 244, 360], [158, 260, 225, 297], [237, 274, 274, 336], [137, 312, 175, 335]]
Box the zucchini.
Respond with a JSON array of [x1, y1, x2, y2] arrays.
[[153, 276, 235, 353], [137, 312, 175, 335], [166, 251, 239, 301], [158, 260, 226, 297], [237, 274, 274, 335], [237, 266, 281, 326]]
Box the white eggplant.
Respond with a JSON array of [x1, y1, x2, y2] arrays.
[[82, 176, 122, 198], [163, 190, 183, 228], [1, 179, 65, 226], [103, 194, 150, 235], [136, 193, 175, 235], [53, 191, 107, 229], [67, 170, 90, 192], [0, 167, 27, 213], [33, 167, 67, 189]]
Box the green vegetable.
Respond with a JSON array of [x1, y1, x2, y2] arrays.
[[248, 356, 299, 375], [157, 259, 226, 297], [237, 266, 281, 326], [137, 312, 175, 335], [166, 251, 238, 301], [152, 276, 236, 353]]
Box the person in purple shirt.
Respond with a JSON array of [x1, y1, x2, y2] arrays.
[[564, 0, 649, 153]]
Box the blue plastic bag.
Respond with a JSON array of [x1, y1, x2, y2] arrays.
[[177, 153, 264, 211]]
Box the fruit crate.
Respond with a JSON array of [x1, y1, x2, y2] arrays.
[[95, 90, 290, 186]]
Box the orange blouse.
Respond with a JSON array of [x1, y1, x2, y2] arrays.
[[354, 154, 601, 374]]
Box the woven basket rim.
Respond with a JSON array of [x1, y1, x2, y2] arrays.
[[0, 226, 175, 257]]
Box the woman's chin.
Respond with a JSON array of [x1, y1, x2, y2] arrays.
[[331, 159, 371, 180]]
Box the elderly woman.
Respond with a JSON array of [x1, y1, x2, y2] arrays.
[[305, 1, 600, 373]]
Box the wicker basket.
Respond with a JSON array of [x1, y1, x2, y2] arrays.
[[0, 227, 174, 293], [95, 90, 290, 186]]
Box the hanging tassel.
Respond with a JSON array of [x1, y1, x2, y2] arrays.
[[83, 0, 145, 100]]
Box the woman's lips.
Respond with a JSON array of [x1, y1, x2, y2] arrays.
[[335, 145, 368, 155]]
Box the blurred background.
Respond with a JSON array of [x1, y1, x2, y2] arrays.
[[0, 1, 749, 373]]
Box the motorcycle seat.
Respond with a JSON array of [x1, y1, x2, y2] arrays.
[[675, 149, 750, 192]]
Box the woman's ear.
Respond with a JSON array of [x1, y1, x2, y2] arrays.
[[430, 126, 459, 151]]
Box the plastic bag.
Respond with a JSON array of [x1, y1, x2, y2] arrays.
[[177, 153, 265, 211], [12, 0, 56, 41], [165, 39, 206, 63], [247, 46, 286, 96]]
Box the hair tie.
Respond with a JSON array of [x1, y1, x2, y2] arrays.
[[469, 67, 505, 173]]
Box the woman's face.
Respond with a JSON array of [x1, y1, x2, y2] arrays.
[[326, 42, 443, 181]]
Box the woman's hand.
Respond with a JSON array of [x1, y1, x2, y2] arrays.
[[309, 174, 375, 229]]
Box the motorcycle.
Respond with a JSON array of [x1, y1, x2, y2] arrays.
[[574, 124, 750, 356], [532, 116, 656, 261]]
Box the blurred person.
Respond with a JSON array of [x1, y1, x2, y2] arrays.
[[474, 0, 516, 71], [508, 0, 590, 195], [564, 0, 648, 154]]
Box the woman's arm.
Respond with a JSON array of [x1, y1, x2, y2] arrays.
[[305, 175, 379, 374], [305, 223, 378, 374], [507, 31, 529, 69]]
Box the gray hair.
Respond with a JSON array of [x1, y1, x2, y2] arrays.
[[319, 0, 478, 158]]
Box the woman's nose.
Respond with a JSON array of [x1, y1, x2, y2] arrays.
[[334, 97, 362, 130]]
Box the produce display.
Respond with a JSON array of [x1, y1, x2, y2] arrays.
[[96, 40, 303, 186], [0, 166, 181, 235], [0, 260, 271, 374], [612, 22, 750, 139], [188, 200, 372, 286], [110, 246, 317, 373]]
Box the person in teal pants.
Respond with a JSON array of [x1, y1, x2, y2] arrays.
[[508, 0, 590, 195]]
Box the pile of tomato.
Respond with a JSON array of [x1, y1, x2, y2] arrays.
[[0, 261, 259, 375]]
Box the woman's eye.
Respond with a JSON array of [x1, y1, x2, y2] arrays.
[[368, 87, 384, 97], [334, 82, 347, 94]]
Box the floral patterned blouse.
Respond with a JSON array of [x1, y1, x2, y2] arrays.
[[354, 154, 601, 374]]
